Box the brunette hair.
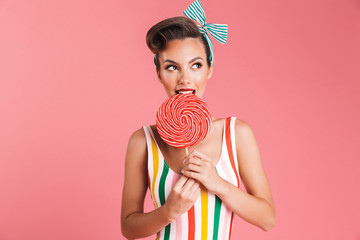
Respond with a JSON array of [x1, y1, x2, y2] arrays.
[[146, 16, 211, 71]]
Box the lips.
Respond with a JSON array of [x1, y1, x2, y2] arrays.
[[175, 88, 196, 94]]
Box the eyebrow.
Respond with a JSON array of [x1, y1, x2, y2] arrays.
[[163, 59, 178, 64], [189, 57, 204, 63], [163, 57, 204, 65]]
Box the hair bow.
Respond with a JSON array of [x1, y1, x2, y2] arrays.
[[183, 0, 228, 65]]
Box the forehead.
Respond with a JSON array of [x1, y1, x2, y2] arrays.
[[158, 38, 207, 62]]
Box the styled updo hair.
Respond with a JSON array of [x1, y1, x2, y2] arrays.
[[146, 16, 211, 71]]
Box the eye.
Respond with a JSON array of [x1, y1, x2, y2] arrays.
[[166, 65, 177, 71], [192, 63, 202, 69]]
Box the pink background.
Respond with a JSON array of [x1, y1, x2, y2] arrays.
[[1, 0, 359, 239]]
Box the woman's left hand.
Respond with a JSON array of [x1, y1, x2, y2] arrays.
[[181, 150, 224, 194]]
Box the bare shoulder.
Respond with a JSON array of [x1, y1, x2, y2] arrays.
[[234, 117, 252, 130], [233, 118, 262, 167], [121, 127, 149, 223], [125, 127, 147, 167], [233, 118, 256, 142], [127, 127, 146, 148], [212, 116, 251, 130]]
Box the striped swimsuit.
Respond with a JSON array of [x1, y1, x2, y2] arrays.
[[143, 117, 241, 240]]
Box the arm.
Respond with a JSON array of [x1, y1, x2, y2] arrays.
[[182, 119, 276, 231], [121, 128, 169, 238], [121, 128, 201, 239]]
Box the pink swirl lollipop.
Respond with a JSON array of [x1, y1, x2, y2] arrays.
[[156, 93, 212, 148]]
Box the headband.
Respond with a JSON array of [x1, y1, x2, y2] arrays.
[[183, 0, 228, 65], [153, 0, 228, 66]]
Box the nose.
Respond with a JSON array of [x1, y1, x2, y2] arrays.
[[178, 69, 191, 85]]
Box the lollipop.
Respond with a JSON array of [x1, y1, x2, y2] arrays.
[[156, 93, 212, 148]]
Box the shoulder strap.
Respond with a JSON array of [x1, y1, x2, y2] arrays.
[[143, 126, 152, 151], [225, 117, 240, 188], [143, 126, 161, 208]]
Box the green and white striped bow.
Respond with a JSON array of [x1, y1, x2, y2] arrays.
[[183, 0, 228, 65]]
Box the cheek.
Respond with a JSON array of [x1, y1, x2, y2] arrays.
[[195, 72, 209, 85], [158, 71, 168, 82], [161, 71, 171, 80], [159, 73, 176, 87], [159, 69, 175, 80]]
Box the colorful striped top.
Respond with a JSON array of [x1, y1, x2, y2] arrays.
[[143, 117, 241, 240]]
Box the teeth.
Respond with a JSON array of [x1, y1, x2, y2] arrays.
[[179, 91, 193, 94]]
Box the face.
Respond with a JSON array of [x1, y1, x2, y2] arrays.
[[157, 38, 213, 98]]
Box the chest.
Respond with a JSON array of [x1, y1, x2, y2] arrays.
[[150, 123, 224, 174]]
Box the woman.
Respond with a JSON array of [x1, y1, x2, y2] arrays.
[[121, 5, 275, 239]]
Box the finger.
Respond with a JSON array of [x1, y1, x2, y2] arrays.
[[184, 157, 203, 166], [188, 150, 211, 162], [189, 185, 201, 199], [189, 181, 200, 193], [182, 163, 203, 174], [185, 181, 200, 199], [180, 178, 198, 193], [182, 171, 202, 183], [172, 175, 189, 191], [194, 150, 211, 161]]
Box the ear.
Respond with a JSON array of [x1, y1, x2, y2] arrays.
[[207, 65, 213, 80]]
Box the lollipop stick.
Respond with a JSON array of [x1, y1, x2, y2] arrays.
[[185, 147, 189, 156]]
